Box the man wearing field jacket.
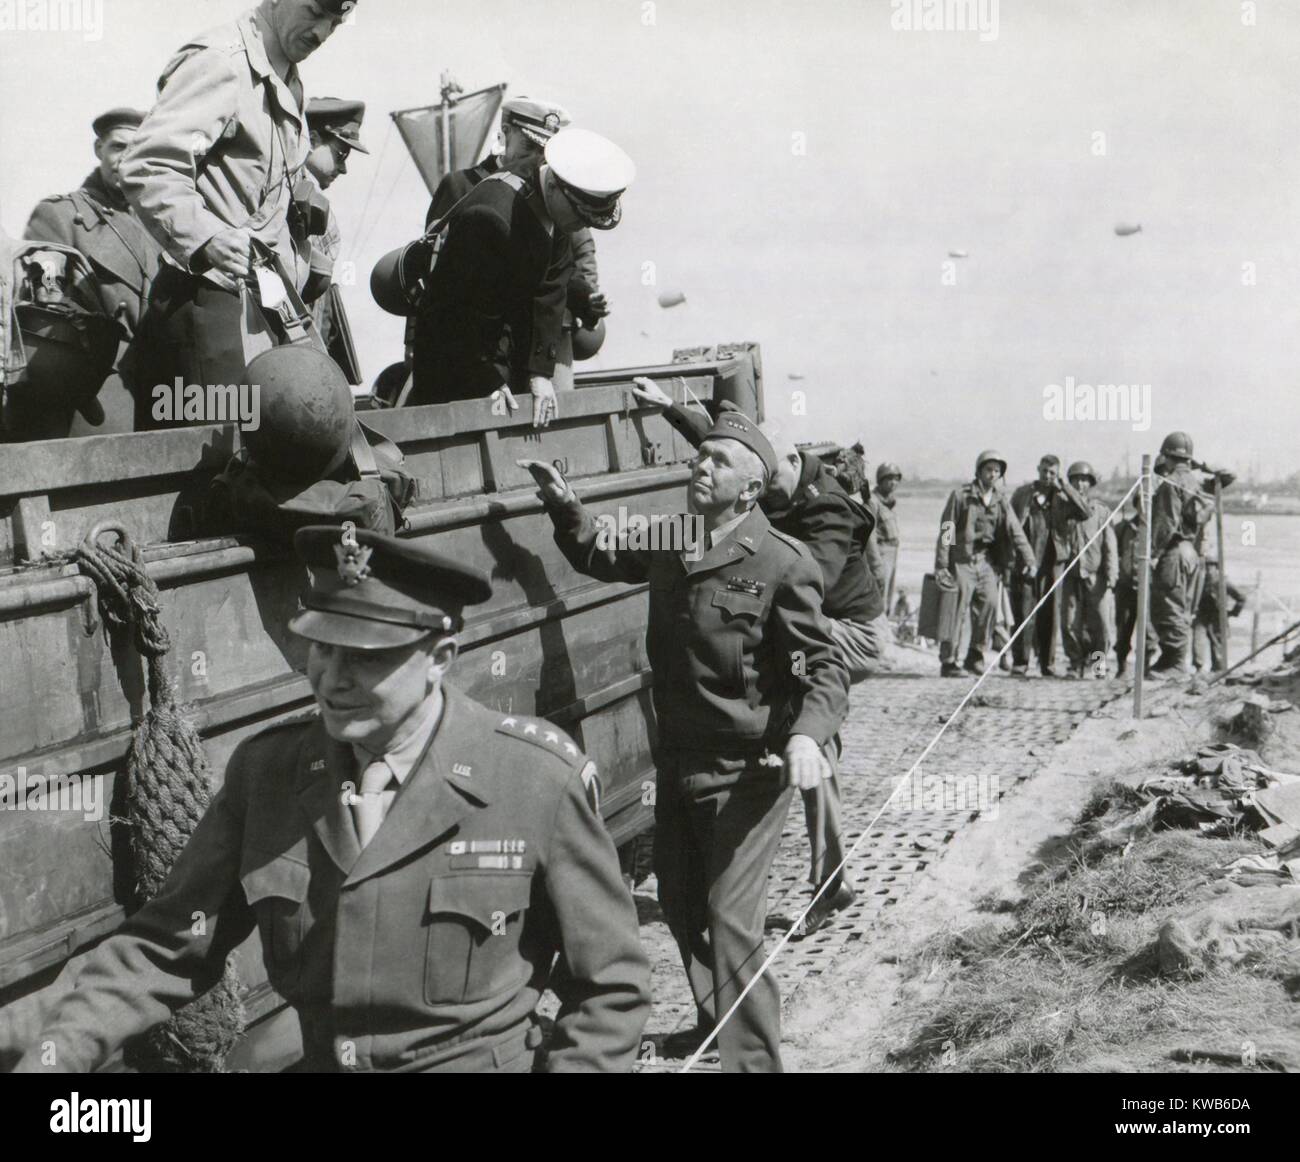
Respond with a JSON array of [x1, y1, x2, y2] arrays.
[[521, 412, 849, 1074], [1008, 455, 1090, 675], [1058, 462, 1119, 678], [935, 450, 1036, 676], [121, 1, 352, 414]]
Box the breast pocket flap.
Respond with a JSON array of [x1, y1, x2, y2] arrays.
[[711, 589, 765, 619], [427, 874, 533, 933], [240, 854, 310, 906]]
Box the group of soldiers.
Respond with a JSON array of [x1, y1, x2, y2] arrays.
[[8, 0, 631, 442], [931, 431, 1238, 681]]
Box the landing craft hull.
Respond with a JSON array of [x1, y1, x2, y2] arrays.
[[0, 344, 763, 1070]]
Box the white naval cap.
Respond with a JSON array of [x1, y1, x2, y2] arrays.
[[544, 128, 635, 230]]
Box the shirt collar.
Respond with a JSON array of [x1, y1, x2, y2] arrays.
[[351, 692, 444, 787], [707, 509, 750, 548], [241, 9, 302, 94]]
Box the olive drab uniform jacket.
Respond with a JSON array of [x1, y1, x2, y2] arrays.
[[658, 403, 883, 622], [1151, 462, 1213, 559], [24, 169, 161, 344], [120, 9, 312, 293], [1009, 478, 1090, 571], [1066, 497, 1119, 587], [936, 481, 1036, 574], [549, 498, 850, 753], [17, 686, 650, 1074]]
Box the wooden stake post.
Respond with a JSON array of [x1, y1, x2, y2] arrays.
[[1133, 455, 1153, 718]]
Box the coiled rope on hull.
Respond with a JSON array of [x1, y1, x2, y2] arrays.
[[77, 521, 245, 1072]]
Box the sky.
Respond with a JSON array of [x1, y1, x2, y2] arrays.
[[2, 0, 1297, 481]]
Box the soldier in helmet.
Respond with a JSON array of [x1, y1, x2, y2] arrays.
[[1148, 431, 1231, 676], [869, 462, 903, 612], [23, 107, 163, 436], [934, 450, 1036, 677], [1059, 461, 1118, 678], [16, 526, 650, 1073]]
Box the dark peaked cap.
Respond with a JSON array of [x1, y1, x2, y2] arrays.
[[290, 525, 492, 650]]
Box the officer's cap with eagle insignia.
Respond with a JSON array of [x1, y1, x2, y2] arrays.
[[289, 526, 491, 650]]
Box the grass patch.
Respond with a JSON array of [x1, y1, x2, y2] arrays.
[[886, 775, 1300, 1072]]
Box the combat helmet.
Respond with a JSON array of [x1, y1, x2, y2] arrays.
[[1066, 460, 1097, 485], [975, 449, 1007, 477], [241, 346, 355, 486], [1159, 431, 1194, 462]]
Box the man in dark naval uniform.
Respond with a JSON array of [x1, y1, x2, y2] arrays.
[[24, 107, 162, 435], [16, 527, 650, 1074], [522, 411, 850, 1074], [409, 127, 632, 427]]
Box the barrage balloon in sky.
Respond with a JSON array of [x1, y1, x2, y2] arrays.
[[1114, 222, 1142, 236], [657, 289, 687, 309]]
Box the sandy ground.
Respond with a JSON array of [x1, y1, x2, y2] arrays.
[[781, 665, 1299, 1072]]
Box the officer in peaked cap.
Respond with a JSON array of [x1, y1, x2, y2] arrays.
[[18, 526, 650, 1074], [502, 95, 572, 150], [303, 97, 368, 372], [524, 396, 849, 1073], [305, 97, 370, 191], [542, 127, 635, 231], [22, 104, 163, 437]]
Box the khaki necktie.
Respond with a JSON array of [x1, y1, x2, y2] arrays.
[[351, 758, 397, 849]]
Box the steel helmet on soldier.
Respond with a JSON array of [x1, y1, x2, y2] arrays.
[[975, 449, 1007, 477], [241, 345, 355, 487], [1159, 431, 1194, 461], [1067, 460, 1097, 485]]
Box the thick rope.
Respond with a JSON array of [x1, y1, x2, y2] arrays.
[[75, 532, 245, 1072]]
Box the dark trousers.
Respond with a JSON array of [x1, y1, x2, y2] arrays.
[[1114, 580, 1157, 673], [1009, 561, 1062, 671], [801, 738, 844, 887], [1152, 543, 1200, 671], [132, 265, 247, 429], [654, 750, 793, 1073]]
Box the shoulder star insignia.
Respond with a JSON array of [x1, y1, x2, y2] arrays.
[[564, 742, 578, 756], [545, 730, 560, 744], [523, 723, 538, 736], [501, 716, 518, 727]]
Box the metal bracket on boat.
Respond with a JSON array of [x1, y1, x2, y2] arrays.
[[77, 520, 135, 637]]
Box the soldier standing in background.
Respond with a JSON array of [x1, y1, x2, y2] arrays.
[[521, 410, 849, 1074], [1193, 559, 1245, 673], [1113, 490, 1154, 679], [122, 0, 355, 424], [868, 462, 903, 614], [935, 450, 1036, 677], [1058, 461, 1118, 679], [23, 107, 162, 435], [1148, 431, 1225, 677], [1008, 455, 1090, 677]]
